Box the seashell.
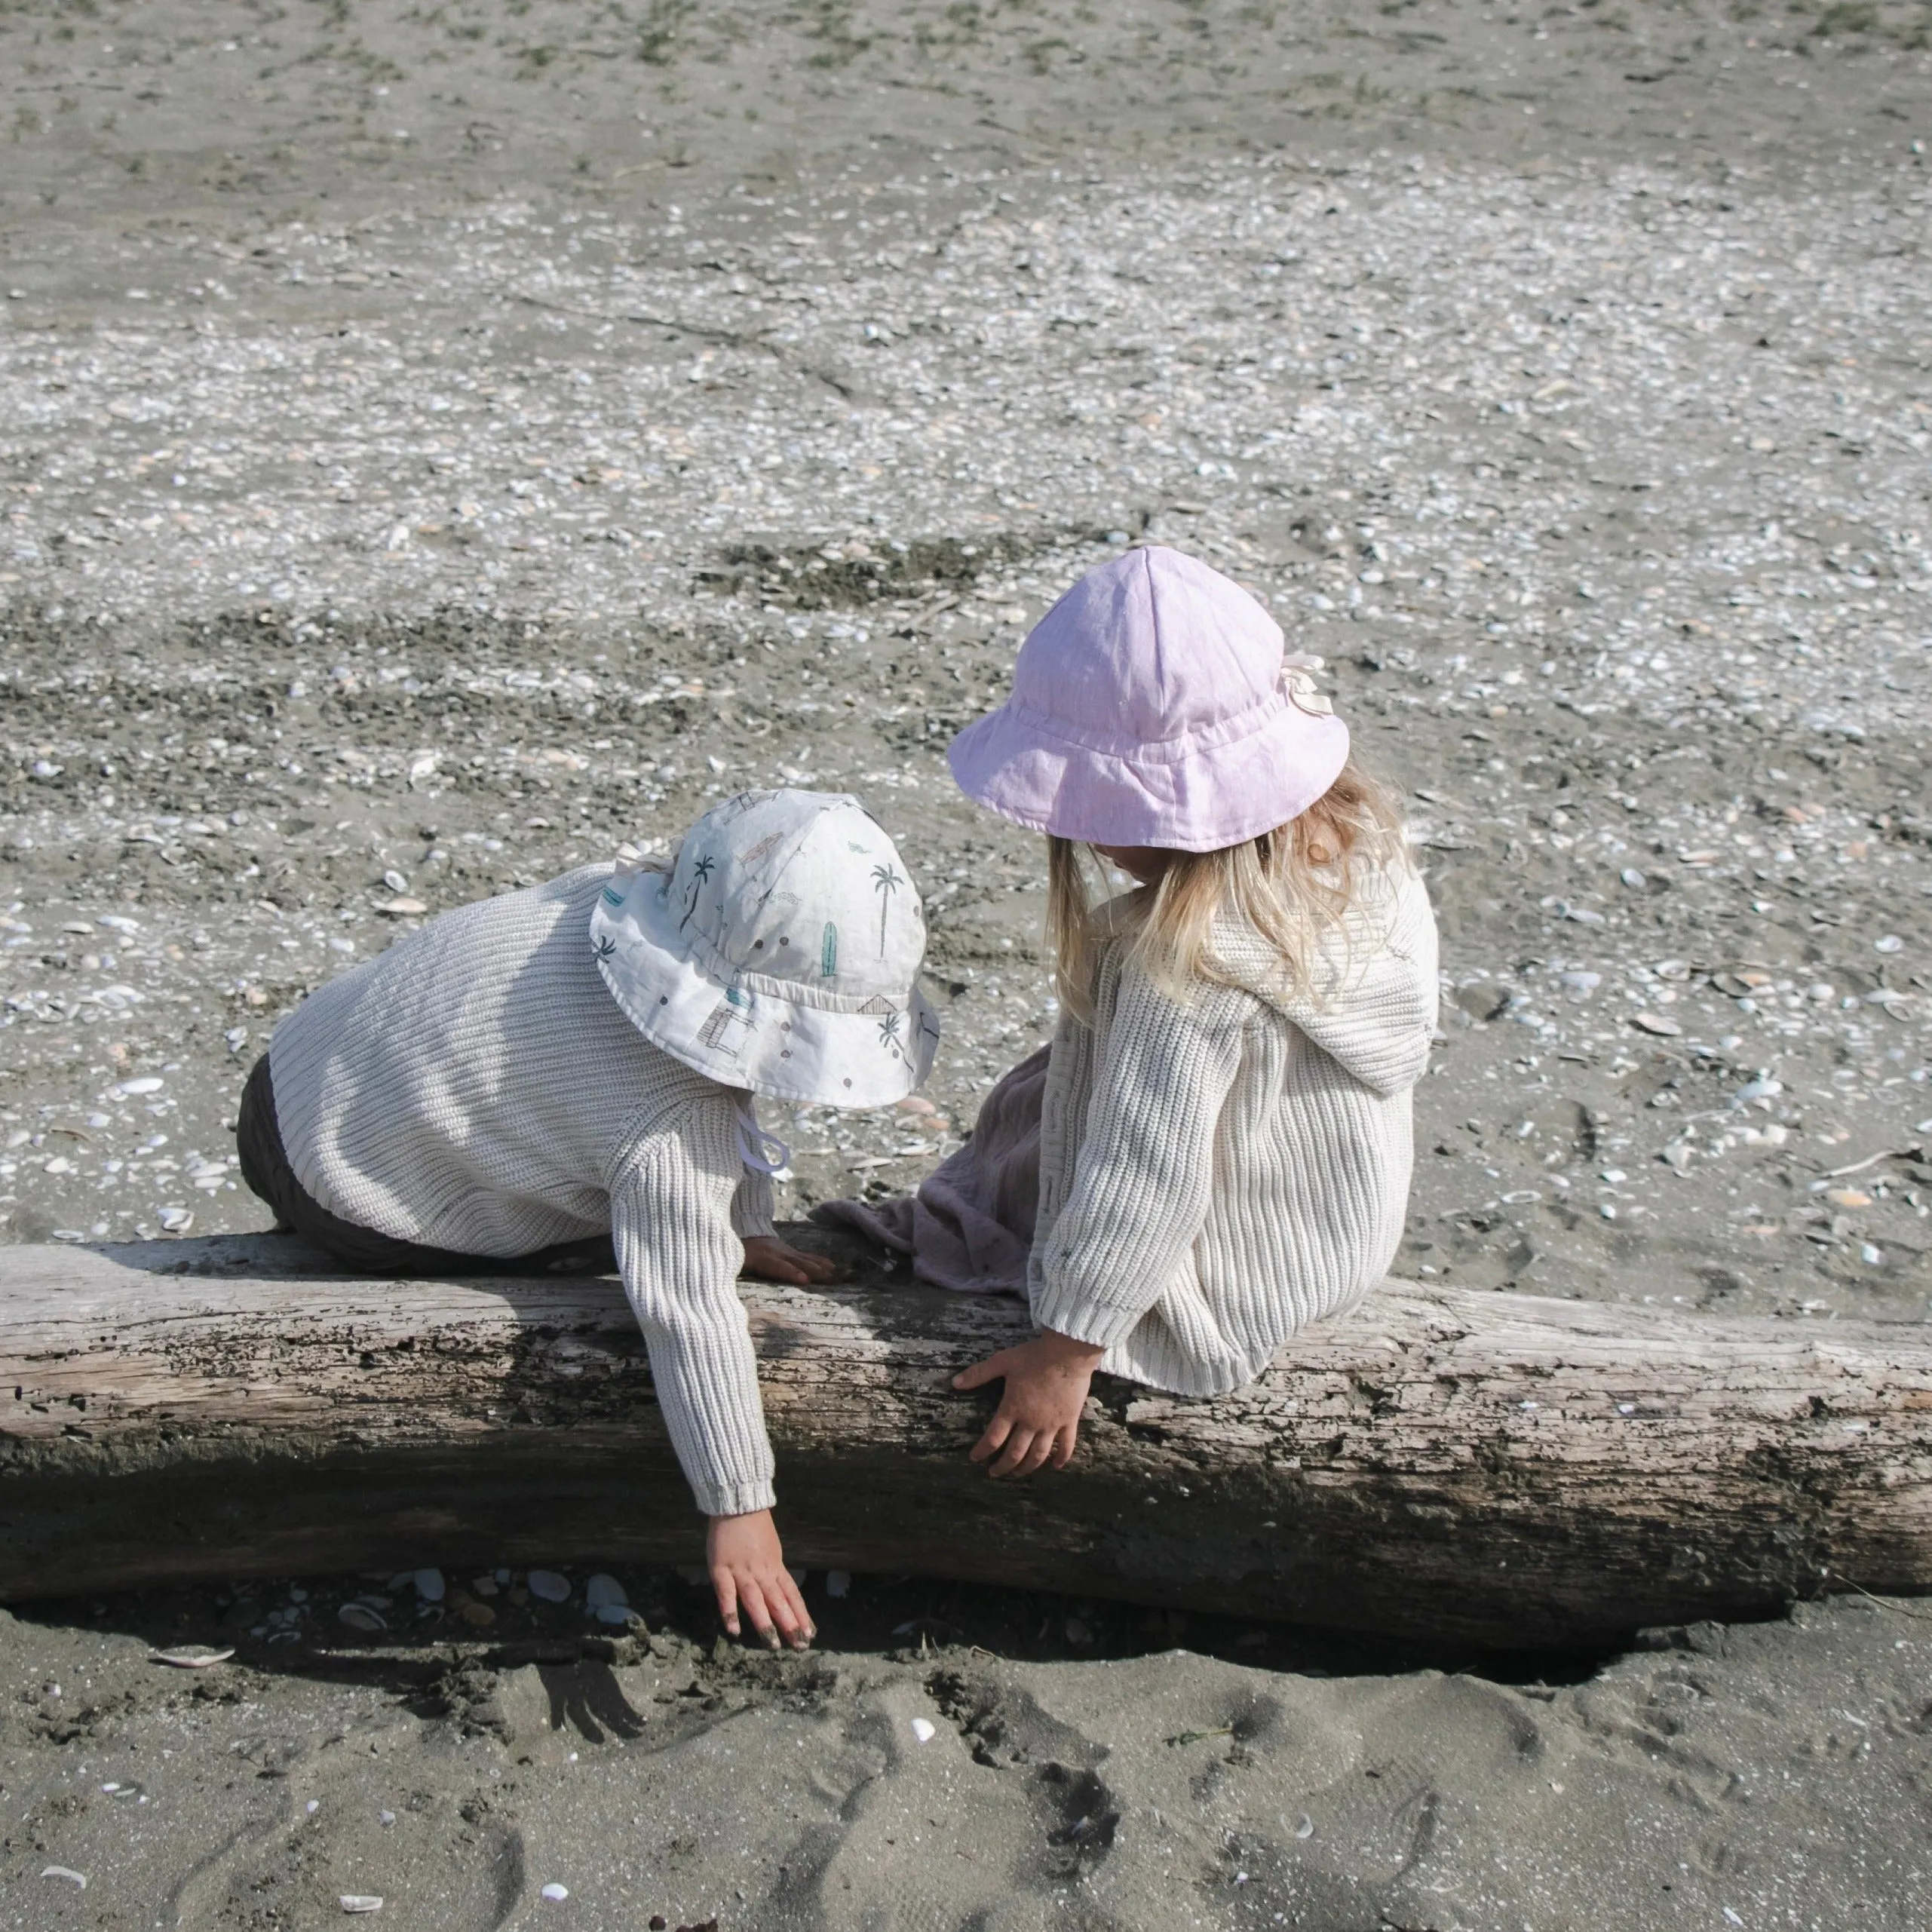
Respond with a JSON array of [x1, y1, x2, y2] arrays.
[[338, 1602, 388, 1633], [339, 1897, 384, 1915], [158, 1207, 195, 1234], [374, 897, 428, 917], [526, 1569, 571, 1603], [1630, 1012, 1682, 1037], [150, 1645, 234, 1670], [41, 1866, 87, 1889], [540, 1884, 570, 1902]]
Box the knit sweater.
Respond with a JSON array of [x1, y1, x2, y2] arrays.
[[1029, 866, 1438, 1394], [268, 866, 780, 1518]]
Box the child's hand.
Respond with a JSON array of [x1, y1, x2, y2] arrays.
[[707, 1509, 815, 1651], [952, 1330, 1106, 1477], [741, 1235, 843, 1286]]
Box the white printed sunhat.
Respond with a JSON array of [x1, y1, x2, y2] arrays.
[[590, 788, 940, 1109]]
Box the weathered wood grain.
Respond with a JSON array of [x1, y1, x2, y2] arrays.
[[2, 1232, 1928, 1647]]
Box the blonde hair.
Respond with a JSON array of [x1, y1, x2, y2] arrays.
[[1046, 757, 1409, 1023]]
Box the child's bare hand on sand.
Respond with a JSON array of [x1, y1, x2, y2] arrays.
[[954, 1330, 1106, 1477], [707, 1509, 815, 1650], [741, 1235, 842, 1286]]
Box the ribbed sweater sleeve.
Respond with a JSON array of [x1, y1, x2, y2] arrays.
[[730, 1168, 778, 1241], [1029, 964, 1247, 1351], [609, 1101, 777, 1519]]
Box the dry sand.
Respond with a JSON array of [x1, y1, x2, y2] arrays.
[[2, 2, 1930, 1925]]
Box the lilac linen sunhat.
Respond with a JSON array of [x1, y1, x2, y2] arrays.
[[947, 545, 1349, 853]]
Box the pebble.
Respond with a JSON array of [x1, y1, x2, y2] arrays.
[[826, 1570, 852, 1599], [526, 1569, 572, 1603], [382, 869, 409, 894], [1875, 935, 1903, 953], [118, 1076, 164, 1095], [583, 1573, 627, 1611], [457, 1600, 496, 1627], [541, 1883, 570, 1902], [412, 1567, 446, 1602], [909, 1718, 937, 1743]]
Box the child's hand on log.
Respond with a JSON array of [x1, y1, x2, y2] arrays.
[[741, 1235, 843, 1286], [707, 1509, 815, 1651], [954, 1330, 1106, 1477]]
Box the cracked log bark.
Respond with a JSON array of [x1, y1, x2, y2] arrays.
[[1, 1232, 1928, 1648]]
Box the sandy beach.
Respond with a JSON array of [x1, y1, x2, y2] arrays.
[[2, 2, 1929, 1924]]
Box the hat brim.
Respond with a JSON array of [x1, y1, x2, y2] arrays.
[[591, 872, 940, 1109], [948, 696, 1350, 852]]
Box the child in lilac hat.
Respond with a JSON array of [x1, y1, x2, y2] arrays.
[[943, 546, 1440, 1479]]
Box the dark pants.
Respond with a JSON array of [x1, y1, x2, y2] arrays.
[[236, 1053, 616, 1277]]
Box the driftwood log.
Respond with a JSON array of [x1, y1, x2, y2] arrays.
[[1, 1231, 1928, 1648]]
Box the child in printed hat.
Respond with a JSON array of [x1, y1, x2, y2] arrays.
[[238, 789, 939, 1651], [943, 545, 1438, 1476]]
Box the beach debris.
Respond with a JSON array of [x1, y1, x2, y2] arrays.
[[412, 1567, 446, 1602], [541, 1883, 570, 1902], [150, 1644, 234, 1669], [118, 1076, 164, 1095], [338, 1602, 388, 1632], [1165, 1724, 1236, 1747], [1293, 1814, 1315, 1839], [41, 1866, 87, 1889], [339, 1897, 384, 1915], [825, 1569, 851, 1599], [527, 1569, 572, 1602], [909, 1717, 937, 1743], [1630, 1012, 1682, 1036]]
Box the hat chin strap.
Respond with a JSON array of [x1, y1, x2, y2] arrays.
[[734, 1099, 793, 1177]]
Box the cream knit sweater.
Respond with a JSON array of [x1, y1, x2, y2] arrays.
[[268, 866, 780, 1519], [1029, 867, 1438, 1394]]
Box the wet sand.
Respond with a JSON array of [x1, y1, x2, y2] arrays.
[[2, 2, 1930, 1925]]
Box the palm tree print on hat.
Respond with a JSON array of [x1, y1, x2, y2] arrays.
[[872, 862, 903, 956], [591, 934, 617, 963], [679, 854, 715, 931], [876, 1007, 903, 1053]]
